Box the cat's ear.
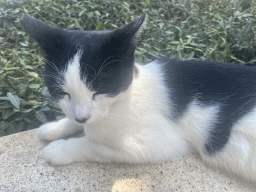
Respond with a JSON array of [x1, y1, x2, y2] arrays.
[[20, 14, 64, 52], [110, 13, 147, 47]]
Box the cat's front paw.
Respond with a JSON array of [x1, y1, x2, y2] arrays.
[[37, 118, 70, 141], [37, 122, 63, 141], [43, 139, 75, 165], [37, 118, 84, 141]]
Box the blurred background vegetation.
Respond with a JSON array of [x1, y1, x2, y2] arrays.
[[0, 0, 255, 136]]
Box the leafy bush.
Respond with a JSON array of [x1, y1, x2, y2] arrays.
[[0, 0, 255, 136]]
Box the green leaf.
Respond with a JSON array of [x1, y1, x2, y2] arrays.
[[40, 106, 51, 112], [7, 92, 20, 110], [16, 122, 24, 132], [24, 118, 33, 123], [35, 111, 48, 123], [242, 20, 252, 36], [96, 23, 107, 30], [0, 102, 13, 109], [5, 124, 16, 135], [110, 24, 117, 28], [19, 108, 32, 113], [29, 84, 40, 89], [94, 10, 101, 16], [40, 87, 51, 97], [15, 70, 24, 77], [241, 14, 253, 17], [27, 72, 38, 77], [159, 23, 164, 30], [165, 31, 174, 35], [13, 117, 24, 122], [19, 87, 27, 96], [0, 122, 9, 130], [248, 58, 256, 63], [2, 108, 14, 120], [51, 6, 61, 12], [25, 65, 34, 69], [230, 55, 245, 63], [194, 48, 204, 53], [170, 41, 180, 45], [192, 43, 206, 48], [20, 42, 28, 47], [20, 99, 33, 106], [79, 10, 85, 17], [23, 7, 28, 13], [4, 67, 18, 71], [0, 97, 9, 101], [0, 129, 5, 137], [67, 23, 75, 28], [0, 73, 6, 80], [186, 51, 195, 59]]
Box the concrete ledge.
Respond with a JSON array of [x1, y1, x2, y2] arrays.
[[0, 129, 255, 191]]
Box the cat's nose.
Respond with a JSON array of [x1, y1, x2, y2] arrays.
[[75, 116, 90, 123]]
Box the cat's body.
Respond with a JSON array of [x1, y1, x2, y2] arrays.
[[21, 14, 256, 183]]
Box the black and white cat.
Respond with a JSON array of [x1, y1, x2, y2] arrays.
[[21, 14, 256, 183]]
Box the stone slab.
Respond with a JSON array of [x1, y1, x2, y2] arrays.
[[0, 129, 256, 192]]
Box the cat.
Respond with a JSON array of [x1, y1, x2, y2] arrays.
[[21, 13, 256, 183]]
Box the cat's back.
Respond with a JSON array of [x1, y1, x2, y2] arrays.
[[150, 57, 256, 118], [156, 57, 256, 89], [145, 58, 256, 154], [141, 58, 256, 108], [153, 58, 256, 104]]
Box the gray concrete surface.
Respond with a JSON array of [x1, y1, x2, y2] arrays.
[[0, 129, 256, 192]]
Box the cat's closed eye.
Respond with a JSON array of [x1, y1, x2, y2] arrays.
[[92, 93, 97, 100], [92, 94, 107, 101], [60, 92, 71, 100]]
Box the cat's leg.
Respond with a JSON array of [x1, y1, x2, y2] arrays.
[[37, 117, 83, 141], [43, 137, 136, 165], [42, 120, 190, 165], [43, 135, 189, 165], [43, 137, 139, 165], [43, 137, 88, 165], [200, 113, 256, 183]]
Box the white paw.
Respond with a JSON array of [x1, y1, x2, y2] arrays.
[[37, 118, 84, 141], [36, 123, 53, 141], [37, 120, 66, 141], [43, 139, 74, 165]]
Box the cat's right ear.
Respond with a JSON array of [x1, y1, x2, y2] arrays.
[[111, 13, 147, 47], [20, 14, 64, 52]]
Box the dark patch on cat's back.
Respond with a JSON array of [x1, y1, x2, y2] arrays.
[[157, 58, 256, 155]]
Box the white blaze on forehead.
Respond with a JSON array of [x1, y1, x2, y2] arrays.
[[59, 51, 116, 123], [63, 51, 94, 107]]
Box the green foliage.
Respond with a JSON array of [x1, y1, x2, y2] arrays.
[[0, 0, 256, 136]]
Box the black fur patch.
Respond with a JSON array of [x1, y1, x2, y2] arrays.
[[20, 14, 146, 99], [159, 58, 256, 154]]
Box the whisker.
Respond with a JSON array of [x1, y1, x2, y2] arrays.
[[99, 59, 124, 76], [97, 56, 112, 76], [80, 62, 97, 80], [43, 59, 66, 78]]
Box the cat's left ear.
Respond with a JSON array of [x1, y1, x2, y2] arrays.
[[110, 13, 147, 46]]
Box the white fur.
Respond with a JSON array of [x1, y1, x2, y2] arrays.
[[41, 59, 190, 164], [38, 54, 256, 183], [201, 107, 256, 182], [37, 117, 83, 141], [57, 52, 117, 124], [176, 99, 220, 154]]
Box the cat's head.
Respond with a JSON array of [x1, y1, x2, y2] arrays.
[[21, 14, 146, 124]]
